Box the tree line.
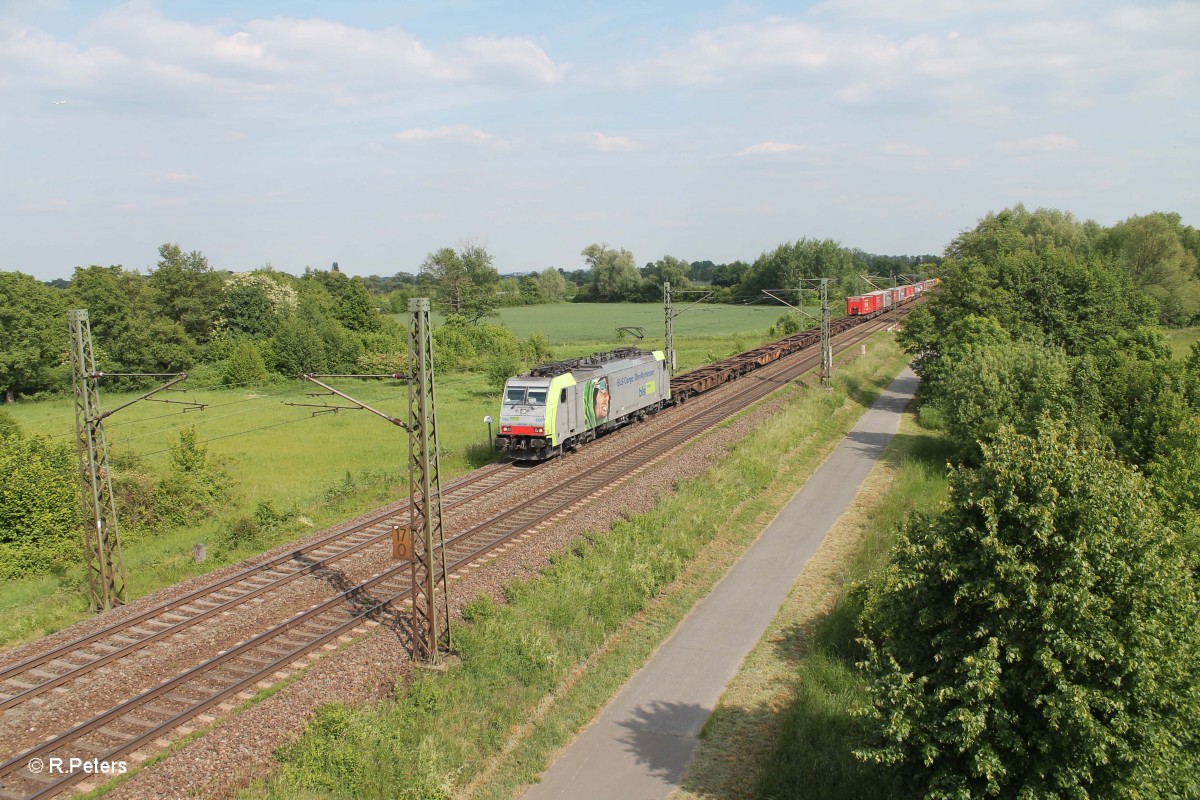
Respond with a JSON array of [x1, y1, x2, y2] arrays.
[[852, 205, 1200, 797], [2, 208, 1197, 404]]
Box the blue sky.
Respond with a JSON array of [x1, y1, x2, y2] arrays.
[[2, 0, 1197, 281]]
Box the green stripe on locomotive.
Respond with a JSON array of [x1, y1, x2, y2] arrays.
[[651, 350, 670, 399], [544, 373, 576, 446]]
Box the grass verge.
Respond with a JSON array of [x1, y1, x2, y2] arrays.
[[240, 334, 910, 800], [667, 408, 952, 800]]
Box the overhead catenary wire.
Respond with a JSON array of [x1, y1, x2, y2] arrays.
[[137, 415, 323, 458], [109, 384, 407, 448], [39, 385, 299, 441]]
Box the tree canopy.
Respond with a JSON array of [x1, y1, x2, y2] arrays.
[[582, 243, 642, 301], [0, 271, 66, 402], [858, 422, 1200, 799], [419, 242, 501, 322]]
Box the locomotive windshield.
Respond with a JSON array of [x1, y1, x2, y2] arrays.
[[504, 387, 548, 406]]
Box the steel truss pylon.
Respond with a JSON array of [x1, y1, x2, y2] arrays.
[[819, 278, 832, 385], [664, 281, 674, 375], [68, 309, 127, 612], [407, 298, 451, 662]]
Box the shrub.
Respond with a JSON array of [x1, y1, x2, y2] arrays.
[[768, 311, 802, 338], [485, 356, 523, 393], [857, 421, 1200, 798], [153, 428, 235, 527], [223, 338, 269, 385], [524, 332, 554, 365], [0, 418, 80, 578]]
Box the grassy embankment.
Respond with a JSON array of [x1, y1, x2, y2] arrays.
[[243, 333, 910, 800], [0, 302, 791, 650]]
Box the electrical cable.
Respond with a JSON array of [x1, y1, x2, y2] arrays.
[[137, 415, 321, 458], [107, 382, 405, 449], [37, 380, 319, 441]]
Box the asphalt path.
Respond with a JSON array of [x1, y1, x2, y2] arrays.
[[520, 366, 920, 800]]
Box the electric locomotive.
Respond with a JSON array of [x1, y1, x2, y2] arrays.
[[495, 348, 670, 461]]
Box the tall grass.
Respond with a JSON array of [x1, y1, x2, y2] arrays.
[[243, 336, 911, 800], [750, 416, 952, 800]]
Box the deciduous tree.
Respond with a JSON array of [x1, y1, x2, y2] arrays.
[[537, 267, 568, 302], [0, 271, 66, 402], [419, 243, 500, 322], [149, 243, 224, 344], [582, 243, 642, 301], [857, 422, 1200, 799], [648, 255, 691, 290], [1098, 212, 1200, 326]]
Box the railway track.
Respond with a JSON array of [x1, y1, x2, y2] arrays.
[[0, 309, 905, 799]]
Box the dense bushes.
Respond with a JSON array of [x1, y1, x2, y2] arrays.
[[106, 427, 235, 541], [432, 316, 553, 376], [858, 423, 1200, 798], [0, 412, 79, 579], [863, 207, 1200, 797]]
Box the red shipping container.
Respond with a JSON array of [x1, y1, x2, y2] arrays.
[[846, 293, 880, 315]]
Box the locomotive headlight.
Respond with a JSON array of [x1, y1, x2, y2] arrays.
[[501, 425, 512, 433], [534, 426, 544, 434]]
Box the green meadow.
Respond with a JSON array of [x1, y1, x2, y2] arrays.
[[395, 301, 815, 371], [1166, 325, 1199, 359], [473, 301, 783, 341]]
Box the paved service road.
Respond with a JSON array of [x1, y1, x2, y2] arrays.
[[520, 366, 919, 800]]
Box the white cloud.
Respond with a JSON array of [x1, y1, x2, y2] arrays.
[[1000, 134, 1079, 152], [813, 0, 1051, 24], [617, 6, 1200, 117], [736, 142, 804, 156], [0, 3, 565, 110], [621, 19, 898, 87], [393, 124, 507, 147], [586, 132, 635, 152], [455, 36, 566, 84]]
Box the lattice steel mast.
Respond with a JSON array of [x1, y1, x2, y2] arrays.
[[68, 310, 127, 612], [761, 278, 833, 386], [407, 298, 451, 662], [819, 278, 832, 385], [664, 281, 674, 375]]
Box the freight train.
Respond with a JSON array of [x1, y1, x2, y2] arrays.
[[845, 278, 938, 317], [496, 279, 936, 461]]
